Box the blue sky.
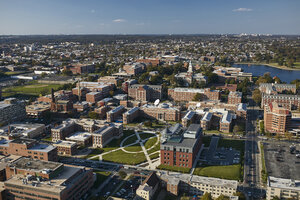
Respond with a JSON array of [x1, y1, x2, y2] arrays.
[[0, 0, 299, 35]]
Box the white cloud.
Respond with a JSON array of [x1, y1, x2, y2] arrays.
[[91, 9, 95, 13], [113, 19, 126, 23], [233, 8, 253, 12]]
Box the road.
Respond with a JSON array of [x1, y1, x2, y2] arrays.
[[242, 97, 266, 199]]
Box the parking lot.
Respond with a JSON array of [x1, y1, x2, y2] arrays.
[[200, 136, 241, 165], [263, 141, 300, 179]]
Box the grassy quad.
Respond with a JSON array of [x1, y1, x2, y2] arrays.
[[2, 83, 63, 97], [102, 149, 147, 165], [193, 164, 242, 181], [93, 171, 111, 188]]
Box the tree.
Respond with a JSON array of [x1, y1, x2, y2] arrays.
[[201, 192, 213, 200], [62, 69, 72, 76], [109, 90, 114, 97], [193, 93, 202, 101], [233, 125, 242, 135], [216, 195, 230, 200], [118, 171, 127, 179], [88, 111, 99, 119], [144, 121, 152, 127], [252, 89, 262, 105], [271, 196, 280, 200], [233, 192, 246, 200]]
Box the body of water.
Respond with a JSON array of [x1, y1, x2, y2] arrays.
[[232, 64, 300, 83]]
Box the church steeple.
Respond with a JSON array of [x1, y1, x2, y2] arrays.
[[188, 60, 193, 73]]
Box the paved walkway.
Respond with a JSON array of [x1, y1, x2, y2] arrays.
[[88, 130, 159, 170]]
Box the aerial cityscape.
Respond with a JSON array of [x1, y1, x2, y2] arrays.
[[0, 0, 300, 200]]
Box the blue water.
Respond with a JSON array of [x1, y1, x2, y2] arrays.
[[232, 64, 300, 83]]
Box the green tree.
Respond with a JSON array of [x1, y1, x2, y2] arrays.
[[193, 93, 202, 101], [233, 192, 246, 200], [62, 69, 72, 76], [118, 171, 127, 179], [252, 89, 262, 105], [201, 192, 213, 200], [88, 111, 99, 119], [216, 194, 230, 200], [271, 196, 280, 200]]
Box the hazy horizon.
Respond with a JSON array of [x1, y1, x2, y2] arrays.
[[1, 0, 300, 35]]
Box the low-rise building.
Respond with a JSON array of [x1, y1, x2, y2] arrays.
[[53, 140, 77, 156], [86, 91, 103, 103], [262, 94, 300, 110], [259, 83, 297, 94], [182, 111, 196, 127], [160, 172, 238, 198], [91, 124, 123, 148], [107, 106, 125, 122], [264, 102, 291, 134], [136, 172, 160, 200], [26, 102, 51, 118], [0, 123, 45, 139], [0, 98, 26, 124], [0, 138, 57, 161], [123, 62, 146, 76], [65, 132, 92, 146], [200, 112, 213, 130], [266, 176, 300, 200], [64, 63, 95, 74], [168, 88, 220, 102], [219, 111, 233, 133], [4, 157, 94, 200], [123, 107, 140, 124], [228, 91, 242, 104], [141, 103, 181, 122], [128, 84, 162, 102], [160, 124, 202, 168]]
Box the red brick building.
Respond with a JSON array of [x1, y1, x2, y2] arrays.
[[53, 140, 77, 156], [4, 157, 94, 200], [136, 58, 161, 66], [64, 63, 95, 74], [228, 91, 242, 104], [168, 88, 220, 102], [160, 124, 202, 168], [123, 63, 146, 76], [86, 92, 103, 103], [128, 84, 162, 102], [264, 102, 291, 134], [0, 138, 57, 161], [261, 94, 300, 110]]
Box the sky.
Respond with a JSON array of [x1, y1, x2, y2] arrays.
[[0, 0, 300, 35]]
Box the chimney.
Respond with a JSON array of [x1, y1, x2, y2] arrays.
[[78, 81, 81, 102], [51, 88, 55, 103]]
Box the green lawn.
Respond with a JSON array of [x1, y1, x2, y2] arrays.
[[123, 134, 138, 146], [84, 148, 103, 159], [139, 132, 155, 140], [146, 137, 160, 154], [157, 164, 191, 173], [193, 164, 242, 181], [93, 171, 111, 188], [202, 136, 212, 147], [260, 143, 268, 184], [149, 152, 159, 160], [2, 83, 63, 97], [102, 149, 147, 165], [124, 144, 143, 152], [218, 138, 245, 154]]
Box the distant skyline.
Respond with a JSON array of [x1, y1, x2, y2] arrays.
[[0, 0, 300, 35]]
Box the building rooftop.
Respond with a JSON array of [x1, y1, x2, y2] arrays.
[[221, 111, 232, 123], [201, 112, 212, 121], [66, 132, 92, 142], [9, 157, 62, 172], [108, 105, 124, 114], [54, 140, 77, 147], [268, 176, 300, 191], [125, 107, 139, 115], [183, 111, 196, 120]]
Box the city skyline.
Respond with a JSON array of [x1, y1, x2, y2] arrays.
[[0, 0, 300, 35]]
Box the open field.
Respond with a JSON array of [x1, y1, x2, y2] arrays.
[[2, 83, 63, 97], [157, 164, 191, 173], [193, 164, 242, 181], [93, 171, 111, 188], [102, 149, 146, 165]]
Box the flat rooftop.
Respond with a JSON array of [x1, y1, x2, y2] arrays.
[[9, 157, 62, 172], [268, 176, 300, 191]]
